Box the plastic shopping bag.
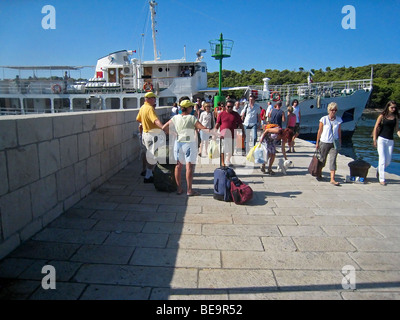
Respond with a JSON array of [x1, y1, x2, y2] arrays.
[[208, 139, 220, 159], [253, 143, 265, 164], [246, 143, 259, 163]]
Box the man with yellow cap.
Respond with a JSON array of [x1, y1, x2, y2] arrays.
[[136, 92, 164, 183], [162, 99, 213, 196]]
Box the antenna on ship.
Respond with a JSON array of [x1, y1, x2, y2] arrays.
[[149, 0, 159, 61]]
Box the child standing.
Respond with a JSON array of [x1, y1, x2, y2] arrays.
[[286, 106, 296, 153]]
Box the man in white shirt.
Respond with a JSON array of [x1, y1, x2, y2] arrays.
[[241, 94, 261, 151]]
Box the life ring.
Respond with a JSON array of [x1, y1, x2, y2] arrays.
[[270, 91, 281, 102], [143, 82, 153, 92], [52, 84, 62, 94]]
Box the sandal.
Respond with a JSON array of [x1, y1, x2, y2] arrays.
[[187, 191, 201, 197], [330, 181, 341, 186], [267, 169, 276, 175], [176, 189, 183, 195]]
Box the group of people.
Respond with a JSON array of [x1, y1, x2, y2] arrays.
[[314, 100, 399, 187], [137, 90, 400, 197]]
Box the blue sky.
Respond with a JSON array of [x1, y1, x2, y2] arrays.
[[1, 0, 399, 79]]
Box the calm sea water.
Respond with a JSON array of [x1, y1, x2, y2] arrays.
[[341, 111, 400, 176]]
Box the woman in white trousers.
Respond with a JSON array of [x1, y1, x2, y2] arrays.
[[373, 100, 400, 186]]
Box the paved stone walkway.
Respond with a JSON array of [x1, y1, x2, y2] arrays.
[[1, 139, 400, 300]]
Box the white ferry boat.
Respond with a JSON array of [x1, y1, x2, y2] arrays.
[[0, 1, 372, 139], [0, 1, 208, 115]]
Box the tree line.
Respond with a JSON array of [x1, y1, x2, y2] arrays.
[[207, 64, 400, 108]]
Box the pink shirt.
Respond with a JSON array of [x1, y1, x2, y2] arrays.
[[287, 114, 296, 128]]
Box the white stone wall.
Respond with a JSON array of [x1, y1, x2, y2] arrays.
[[0, 108, 171, 259]]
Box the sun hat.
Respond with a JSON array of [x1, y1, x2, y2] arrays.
[[144, 92, 157, 98], [180, 100, 195, 109]]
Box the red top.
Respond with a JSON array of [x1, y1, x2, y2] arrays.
[[217, 111, 242, 138], [260, 109, 266, 120]]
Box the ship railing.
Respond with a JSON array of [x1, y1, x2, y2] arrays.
[[249, 79, 373, 101], [0, 79, 80, 94]]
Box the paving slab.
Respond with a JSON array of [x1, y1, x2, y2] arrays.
[[1, 138, 400, 300]]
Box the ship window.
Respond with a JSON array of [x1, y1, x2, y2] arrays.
[[158, 68, 163, 72], [159, 97, 176, 106], [342, 108, 355, 123], [106, 98, 120, 109], [123, 97, 138, 109]]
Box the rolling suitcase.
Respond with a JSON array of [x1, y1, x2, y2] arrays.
[[213, 138, 235, 202]]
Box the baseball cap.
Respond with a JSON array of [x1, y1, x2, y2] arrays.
[[180, 100, 195, 109], [145, 92, 157, 98]]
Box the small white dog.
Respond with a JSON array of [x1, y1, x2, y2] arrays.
[[276, 158, 293, 175]]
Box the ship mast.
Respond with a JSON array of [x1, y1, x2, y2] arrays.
[[149, 0, 159, 61]]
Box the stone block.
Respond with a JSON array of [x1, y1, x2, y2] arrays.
[[103, 126, 115, 150], [130, 248, 221, 268], [77, 132, 90, 161], [89, 129, 104, 156], [199, 269, 276, 289], [17, 117, 53, 145], [38, 139, 60, 178], [95, 113, 108, 129], [0, 120, 17, 150], [20, 218, 43, 242], [56, 166, 76, 201], [59, 135, 78, 168], [7, 145, 39, 191], [106, 112, 117, 127], [53, 114, 83, 138], [74, 160, 87, 191], [0, 234, 20, 260], [86, 154, 101, 183], [30, 174, 57, 217], [0, 185, 32, 238], [82, 113, 96, 132], [0, 151, 8, 196]]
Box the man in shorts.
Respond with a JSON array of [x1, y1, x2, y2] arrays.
[[136, 92, 164, 183]]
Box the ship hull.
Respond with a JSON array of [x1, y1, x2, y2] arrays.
[[258, 89, 372, 141]]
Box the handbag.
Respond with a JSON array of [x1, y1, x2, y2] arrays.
[[330, 121, 341, 151], [308, 149, 321, 177], [333, 138, 341, 151], [230, 178, 253, 205]]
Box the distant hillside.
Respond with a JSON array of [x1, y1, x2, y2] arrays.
[[207, 64, 400, 108]]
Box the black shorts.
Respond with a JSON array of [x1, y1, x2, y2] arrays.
[[294, 123, 300, 135]]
